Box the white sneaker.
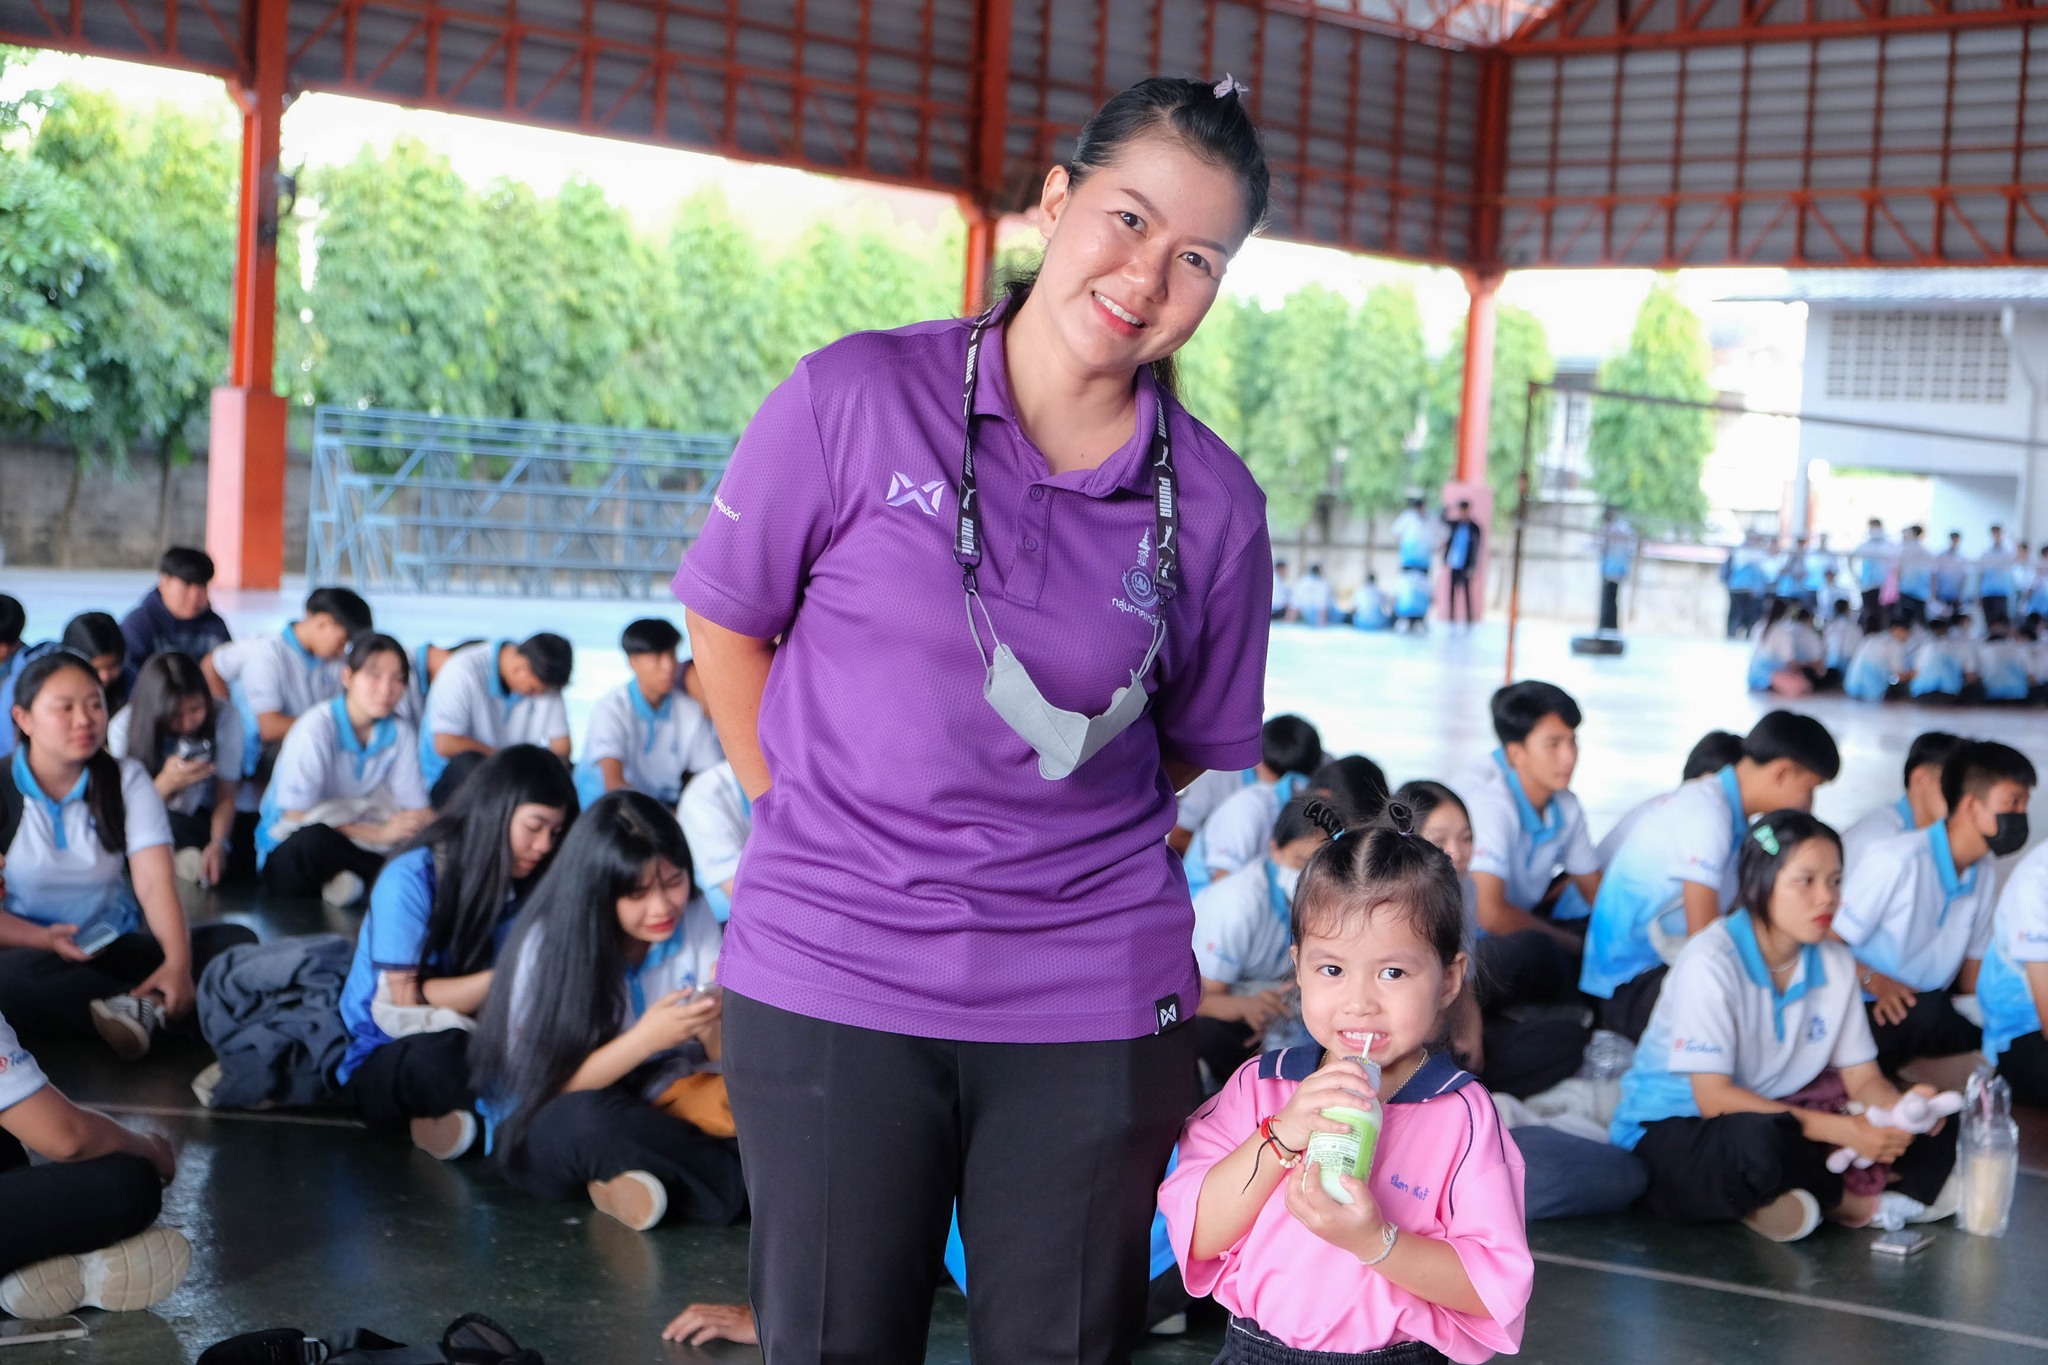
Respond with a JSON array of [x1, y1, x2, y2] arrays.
[[321, 870, 366, 907], [410, 1110, 479, 1161], [1742, 1187, 1823, 1242], [91, 995, 165, 1061], [588, 1170, 667, 1231], [190, 1061, 223, 1108], [0, 1226, 191, 1317], [173, 847, 206, 884], [1149, 1312, 1189, 1336]]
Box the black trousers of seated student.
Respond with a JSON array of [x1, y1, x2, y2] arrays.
[[341, 1031, 479, 1138], [0, 924, 255, 1040], [263, 825, 387, 899], [0, 1129, 161, 1278], [725, 991, 1195, 1365], [1470, 930, 1592, 1100], [1999, 1031, 2048, 1107], [1598, 965, 1669, 1045], [1868, 991, 1982, 1077], [165, 808, 258, 886], [494, 1085, 746, 1227], [1634, 1107, 1959, 1224]]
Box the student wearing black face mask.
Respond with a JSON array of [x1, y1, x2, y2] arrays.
[[1835, 740, 2036, 1074]]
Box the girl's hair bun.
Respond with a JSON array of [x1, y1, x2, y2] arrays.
[[1382, 800, 1417, 837], [1300, 798, 1348, 841]]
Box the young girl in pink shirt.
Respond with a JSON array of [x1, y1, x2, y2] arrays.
[[1161, 801, 1533, 1363]]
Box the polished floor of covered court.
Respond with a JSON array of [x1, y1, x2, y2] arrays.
[[8, 569, 2048, 1362]]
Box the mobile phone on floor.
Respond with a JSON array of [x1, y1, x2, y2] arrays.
[[0, 1316, 88, 1345], [73, 919, 123, 958], [1872, 1229, 1932, 1257]]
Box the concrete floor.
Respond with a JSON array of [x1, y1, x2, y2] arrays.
[[8, 568, 2048, 1361]]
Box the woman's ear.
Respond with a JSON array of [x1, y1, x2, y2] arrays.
[[1037, 164, 1073, 237]]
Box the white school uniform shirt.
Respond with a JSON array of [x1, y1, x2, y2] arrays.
[[418, 642, 571, 785], [1835, 824, 1998, 993], [678, 761, 753, 922], [1839, 796, 1916, 874], [3, 750, 172, 938], [1196, 777, 1304, 883], [1822, 617, 1864, 670], [0, 1011, 49, 1113], [1175, 767, 1255, 836], [105, 703, 246, 818], [1610, 913, 1876, 1149], [1582, 767, 1749, 999], [1288, 574, 1333, 618], [1596, 791, 1670, 869], [1979, 637, 2032, 700], [579, 681, 723, 807], [1979, 842, 2048, 1060], [212, 628, 344, 726], [1191, 859, 1294, 992], [1463, 750, 1599, 917], [257, 697, 428, 864]]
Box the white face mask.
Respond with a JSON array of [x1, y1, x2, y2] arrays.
[[974, 596, 1165, 781], [1273, 862, 1302, 899]]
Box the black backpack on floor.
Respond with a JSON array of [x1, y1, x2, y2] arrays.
[[197, 1314, 542, 1365]]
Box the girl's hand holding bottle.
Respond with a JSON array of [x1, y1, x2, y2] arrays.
[[1284, 1150, 1390, 1262], [1268, 1055, 1378, 1153]]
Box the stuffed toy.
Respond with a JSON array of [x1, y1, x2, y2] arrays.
[[1826, 1091, 1964, 1172]]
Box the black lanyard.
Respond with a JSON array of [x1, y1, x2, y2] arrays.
[[953, 307, 1178, 607]]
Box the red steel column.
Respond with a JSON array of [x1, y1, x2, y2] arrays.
[[208, 0, 289, 590], [962, 200, 998, 315], [1453, 269, 1502, 487]]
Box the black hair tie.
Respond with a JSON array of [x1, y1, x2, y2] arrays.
[[1301, 799, 1348, 842]]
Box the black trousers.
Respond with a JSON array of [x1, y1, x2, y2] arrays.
[[1860, 587, 1885, 627], [725, 990, 1197, 1365], [1998, 1030, 2048, 1107], [262, 824, 387, 899], [0, 1133, 161, 1277], [1983, 594, 2012, 627], [1599, 579, 1621, 632], [0, 923, 255, 1040], [342, 1030, 476, 1136], [1448, 570, 1475, 624], [1634, 1108, 1957, 1223], [1598, 966, 1668, 1044], [167, 808, 211, 851], [495, 1085, 746, 1226], [1472, 930, 1575, 1010], [1216, 1320, 1447, 1365], [1868, 991, 1982, 1076], [1895, 595, 1928, 628]]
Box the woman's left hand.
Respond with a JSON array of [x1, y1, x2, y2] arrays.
[[1285, 1159, 1390, 1263], [135, 960, 197, 1018]]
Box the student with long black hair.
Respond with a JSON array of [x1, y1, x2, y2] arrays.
[[472, 791, 743, 1232], [0, 612, 133, 759], [107, 653, 243, 888], [334, 745, 577, 1161], [0, 653, 252, 1060]]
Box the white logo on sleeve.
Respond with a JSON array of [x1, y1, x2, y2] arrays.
[[886, 472, 947, 516]]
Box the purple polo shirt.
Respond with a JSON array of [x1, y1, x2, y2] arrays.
[[673, 311, 1271, 1044]]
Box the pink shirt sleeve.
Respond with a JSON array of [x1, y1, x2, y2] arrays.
[[1432, 1088, 1535, 1359], [1159, 1055, 1262, 1298]]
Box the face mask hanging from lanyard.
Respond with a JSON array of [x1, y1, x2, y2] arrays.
[[953, 305, 1179, 781]]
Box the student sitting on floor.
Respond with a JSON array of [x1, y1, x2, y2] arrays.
[[1980, 623, 2033, 703], [1747, 602, 1826, 696], [0, 1006, 191, 1319], [574, 618, 722, 809], [107, 653, 243, 889], [1612, 811, 1959, 1242], [392, 638, 483, 730], [1583, 711, 1840, 1042], [1835, 739, 2034, 1076], [1191, 792, 1332, 1089], [257, 634, 433, 908], [334, 745, 577, 1161], [1594, 730, 1747, 869], [1820, 599, 1862, 684], [0, 596, 21, 686], [0, 613, 134, 758], [201, 587, 371, 812], [1838, 730, 1960, 871], [118, 546, 233, 671], [1159, 802, 1532, 1362], [1172, 765, 1255, 858], [1351, 573, 1393, 632], [0, 653, 253, 1059], [677, 760, 752, 925], [1979, 839, 2048, 1107], [1908, 615, 1980, 703], [1461, 682, 1603, 1000], [418, 634, 574, 805], [1842, 619, 1916, 702], [472, 791, 746, 1232], [1185, 713, 1323, 893]]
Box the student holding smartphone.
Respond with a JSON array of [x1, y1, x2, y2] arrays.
[[0, 653, 253, 1061], [106, 653, 244, 888]]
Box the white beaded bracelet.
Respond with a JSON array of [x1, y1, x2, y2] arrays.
[[1359, 1221, 1398, 1267]]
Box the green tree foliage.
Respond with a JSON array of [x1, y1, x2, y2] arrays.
[[1586, 282, 1715, 530], [1420, 303, 1555, 511], [0, 149, 105, 431]]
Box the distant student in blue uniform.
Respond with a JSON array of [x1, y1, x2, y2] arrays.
[[574, 618, 722, 809], [107, 653, 244, 889], [1837, 730, 1959, 872], [1183, 714, 1324, 893], [473, 791, 745, 1232], [334, 745, 577, 1161], [419, 635, 574, 804], [200, 587, 372, 760], [1583, 710, 1840, 1041]]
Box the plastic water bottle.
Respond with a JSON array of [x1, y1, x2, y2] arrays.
[[1306, 1045, 1384, 1206], [1958, 1066, 2019, 1238]]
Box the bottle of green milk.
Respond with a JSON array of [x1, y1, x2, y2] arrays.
[[1304, 1052, 1384, 1205]]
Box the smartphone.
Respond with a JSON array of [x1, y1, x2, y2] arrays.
[[1872, 1229, 1932, 1257], [0, 1317, 87, 1345], [173, 735, 215, 765], [73, 919, 123, 958]]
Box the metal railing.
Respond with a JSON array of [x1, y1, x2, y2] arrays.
[[307, 407, 734, 597]]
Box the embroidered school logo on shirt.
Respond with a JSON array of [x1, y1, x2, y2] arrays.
[[1672, 1037, 1722, 1056], [1121, 530, 1161, 610], [1388, 1174, 1431, 1199], [886, 472, 947, 517], [1806, 1016, 1828, 1043]]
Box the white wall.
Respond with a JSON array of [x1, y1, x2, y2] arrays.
[[1928, 474, 2019, 550]]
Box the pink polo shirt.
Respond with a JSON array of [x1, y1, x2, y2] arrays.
[[674, 308, 1272, 1044], [1160, 1049, 1532, 1361]]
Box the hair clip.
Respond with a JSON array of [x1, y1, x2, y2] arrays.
[[1213, 73, 1250, 99], [1752, 824, 1781, 856]]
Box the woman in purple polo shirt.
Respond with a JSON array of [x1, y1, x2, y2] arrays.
[[677, 76, 1272, 1364]]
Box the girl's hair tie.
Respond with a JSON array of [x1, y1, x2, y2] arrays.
[[1752, 823, 1781, 857], [1383, 800, 1418, 838], [1213, 73, 1250, 99], [1302, 798, 1348, 842]]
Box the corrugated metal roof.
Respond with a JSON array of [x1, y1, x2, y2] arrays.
[[1720, 270, 2048, 304]]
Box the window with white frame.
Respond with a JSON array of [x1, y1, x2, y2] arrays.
[[1824, 309, 2011, 404]]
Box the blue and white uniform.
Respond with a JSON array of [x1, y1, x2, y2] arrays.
[[1843, 632, 1908, 702], [1835, 825, 1997, 994], [1191, 859, 1296, 993], [256, 696, 428, 867], [1979, 842, 2048, 1065], [419, 643, 571, 786], [211, 627, 345, 778], [574, 680, 723, 808], [1908, 634, 1975, 699], [1582, 767, 1748, 999], [1838, 796, 1915, 874], [1821, 616, 1863, 672], [1747, 618, 1822, 691], [0, 1011, 49, 1112], [1174, 768, 1256, 840], [1611, 913, 1875, 1149], [1462, 750, 1599, 922], [1189, 774, 1308, 895], [1896, 540, 1934, 603], [3, 750, 172, 939], [1852, 533, 1893, 593], [678, 762, 752, 924], [1979, 545, 2018, 603], [1393, 508, 1433, 573], [106, 704, 245, 819], [1980, 636, 2032, 701]]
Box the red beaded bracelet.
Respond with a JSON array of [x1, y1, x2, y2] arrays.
[[1259, 1116, 1303, 1169]]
